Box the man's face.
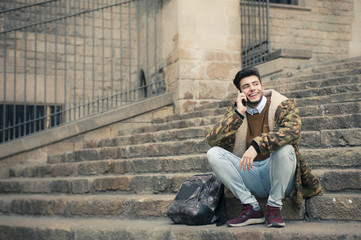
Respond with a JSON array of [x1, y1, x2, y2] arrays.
[[240, 75, 264, 107]]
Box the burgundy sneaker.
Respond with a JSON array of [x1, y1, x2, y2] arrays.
[[226, 204, 265, 227], [266, 205, 285, 227]]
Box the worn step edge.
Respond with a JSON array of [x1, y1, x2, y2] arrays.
[[1, 215, 360, 240], [91, 123, 361, 150], [300, 128, 361, 149], [283, 83, 361, 99], [268, 66, 361, 84], [90, 102, 360, 149], [10, 154, 210, 178], [48, 138, 209, 163], [295, 91, 361, 106], [10, 146, 361, 178], [0, 192, 360, 221], [1, 169, 360, 195], [266, 73, 361, 91]]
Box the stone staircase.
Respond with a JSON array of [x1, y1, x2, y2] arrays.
[[0, 57, 361, 239]]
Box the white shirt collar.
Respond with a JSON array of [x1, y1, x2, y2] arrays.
[[246, 96, 267, 115]]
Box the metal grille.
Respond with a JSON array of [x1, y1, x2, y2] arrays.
[[0, 0, 165, 143], [240, 0, 270, 68]]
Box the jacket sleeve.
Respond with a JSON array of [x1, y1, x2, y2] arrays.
[[252, 99, 301, 153], [205, 101, 244, 152]]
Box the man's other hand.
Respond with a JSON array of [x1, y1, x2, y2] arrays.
[[240, 146, 257, 171]]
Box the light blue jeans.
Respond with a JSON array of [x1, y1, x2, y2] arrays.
[[207, 145, 297, 209]]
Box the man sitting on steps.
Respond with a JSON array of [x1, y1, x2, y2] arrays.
[[205, 67, 323, 228]]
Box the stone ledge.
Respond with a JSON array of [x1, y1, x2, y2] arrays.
[[0, 93, 174, 160], [257, 49, 313, 82]]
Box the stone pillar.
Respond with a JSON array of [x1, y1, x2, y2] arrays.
[[165, 0, 242, 114], [349, 0, 361, 57]]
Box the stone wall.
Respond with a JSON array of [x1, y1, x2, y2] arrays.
[[269, 0, 358, 62], [171, 0, 361, 113], [171, 0, 242, 113]]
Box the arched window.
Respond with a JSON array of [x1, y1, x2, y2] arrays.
[[139, 69, 148, 98]]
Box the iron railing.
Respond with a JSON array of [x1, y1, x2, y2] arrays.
[[0, 0, 165, 143], [240, 0, 270, 68]]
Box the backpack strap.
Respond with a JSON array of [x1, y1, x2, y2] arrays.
[[215, 187, 227, 226]]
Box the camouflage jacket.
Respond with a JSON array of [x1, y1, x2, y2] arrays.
[[205, 89, 323, 207]]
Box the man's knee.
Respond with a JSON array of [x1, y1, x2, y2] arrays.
[[207, 146, 223, 165], [272, 145, 296, 162]]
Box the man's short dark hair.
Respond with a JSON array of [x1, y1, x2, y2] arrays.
[[233, 67, 261, 90]]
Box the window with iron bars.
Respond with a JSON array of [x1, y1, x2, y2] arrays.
[[0, 104, 63, 143], [269, 0, 298, 4]]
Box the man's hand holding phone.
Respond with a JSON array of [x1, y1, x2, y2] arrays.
[[236, 90, 247, 114]]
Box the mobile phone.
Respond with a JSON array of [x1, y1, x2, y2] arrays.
[[242, 99, 247, 106]]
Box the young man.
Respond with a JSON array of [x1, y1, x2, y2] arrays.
[[205, 68, 323, 228]]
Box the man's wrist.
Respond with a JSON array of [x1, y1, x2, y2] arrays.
[[251, 140, 261, 154], [234, 109, 244, 119]]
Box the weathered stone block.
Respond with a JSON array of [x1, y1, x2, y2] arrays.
[[321, 129, 361, 147], [77, 161, 112, 176], [322, 170, 361, 191], [132, 159, 163, 173], [21, 181, 49, 193], [1, 181, 21, 193], [112, 161, 127, 174], [0, 226, 35, 240], [77, 149, 102, 161], [92, 177, 130, 192], [71, 179, 89, 194], [131, 176, 169, 194], [69, 198, 130, 216], [100, 147, 119, 160], [50, 180, 70, 193], [37, 228, 73, 240], [52, 164, 75, 177], [308, 195, 361, 221], [133, 199, 171, 217]]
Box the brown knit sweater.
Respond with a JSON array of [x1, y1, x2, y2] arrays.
[[246, 96, 271, 161]]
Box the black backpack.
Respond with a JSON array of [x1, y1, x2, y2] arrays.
[[166, 173, 227, 226]]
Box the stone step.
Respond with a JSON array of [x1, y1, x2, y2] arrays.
[[300, 128, 361, 148], [301, 113, 361, 130], [118, 116, 217, 136], [314, 169, 361, 193], [0, 216, 360, 240], [297, 56, 361, 72], [93, 121, 361, 151], [91, 102, 359, 149], [0, 193, 173, 219], [267, 57, 361, 84], [117, 109, 359, 143], [1, 168, 360, 195], [183, 91, 359, 120], [48, 139, 209, 163], [283, 83, 361, 99], [273, 74, 361, 93], [11, 154, 211, 178], [150, 98, 360, 134], [266, 65, 361, 86], [49, 126, 361, 164], [151, 107, 226, 124], [93, 126, 210, 149], [298, 101, 361, 117], [295, 91, 361, 107], [0, 191, 360, 221], [0, 173, 196, 195], [12, 146, 361, 179], [302, 146, 361, 170]]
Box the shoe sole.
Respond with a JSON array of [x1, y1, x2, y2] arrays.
[[227, 217, 265, 227], [267, 222, 286, 228]]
